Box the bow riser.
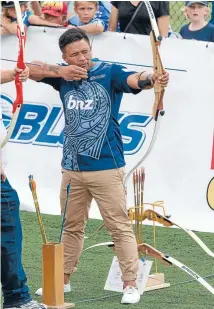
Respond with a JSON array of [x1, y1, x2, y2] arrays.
[[13, 25, 26, 113], [150, 32, 165, 120]]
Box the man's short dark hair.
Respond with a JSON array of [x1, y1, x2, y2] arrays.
[[59, 28, 90, 52]]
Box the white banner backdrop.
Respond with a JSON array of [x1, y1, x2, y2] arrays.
[[1, 27, 214, 232]]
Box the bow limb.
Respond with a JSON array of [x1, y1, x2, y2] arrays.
[[1, 2, 26, 148], [143, 209, 214, 258]]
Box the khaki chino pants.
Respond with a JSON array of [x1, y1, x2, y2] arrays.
[[60, 167, 138, 282]]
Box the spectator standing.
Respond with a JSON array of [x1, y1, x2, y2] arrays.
[[108, 1, 169, 37], [180, 1, 214, 42], [68, 1, 106, 34], [1, 67, 47, 309], [1, 1, 61, 35]]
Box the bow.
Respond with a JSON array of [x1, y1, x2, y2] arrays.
[[1, 1, 26, 148], [124, 1, 165, 189], [139, 243, 214, 295], [84, 241, 214, 295]]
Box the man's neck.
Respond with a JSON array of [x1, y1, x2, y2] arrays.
[[189, 20, 207, 31]]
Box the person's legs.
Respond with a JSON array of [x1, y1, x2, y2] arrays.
[[83, 168, 140, 304], [1, 178, 32, 307], [60, 169, 93, 283], [83, 168, 139, 285]]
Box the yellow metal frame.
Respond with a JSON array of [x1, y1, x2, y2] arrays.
[[130, 167, 167, 273]]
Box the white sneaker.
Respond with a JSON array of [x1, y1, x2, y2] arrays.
[[35, 283, 71, 296], [5, 300, 47, 309], [121, 285, 140, 304]]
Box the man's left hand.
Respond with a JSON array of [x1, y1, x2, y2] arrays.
[[152, 71, 169, 88]]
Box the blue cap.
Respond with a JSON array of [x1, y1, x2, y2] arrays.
[[186, 1, 208, 7]]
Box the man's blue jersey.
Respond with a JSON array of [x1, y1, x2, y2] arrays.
[[40, 62, 140, 171]]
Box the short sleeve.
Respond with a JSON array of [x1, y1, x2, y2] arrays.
[[38, 78, 61, 92], [179, 25, 185, 36], [111, 64, 141, 94], [155, 1, 169, 18], [179, 24, 188, 37], [23, 11, 32, 27]]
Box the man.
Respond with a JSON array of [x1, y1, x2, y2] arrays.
[[29, 28, 169, 304], [1, 67, 47, 309]]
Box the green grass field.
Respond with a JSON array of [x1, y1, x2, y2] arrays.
[[20, 211, 214, 309]]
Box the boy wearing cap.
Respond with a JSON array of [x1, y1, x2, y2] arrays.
[[1, 1, 61, 35], [68, 1, 106, 34], [179, 1, 214, 42]]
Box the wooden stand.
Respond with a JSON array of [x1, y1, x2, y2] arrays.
[[42, 243, 75, 309], [145, 272, 170, 292]]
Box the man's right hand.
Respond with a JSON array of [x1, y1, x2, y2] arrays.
[[59, 65, 88, 81]]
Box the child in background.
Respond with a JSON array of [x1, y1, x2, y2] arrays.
[[179, 1, 214, 42], [68, 1, 105, 34], [41, 1, 67, 26], [67, 1, 110, 30], [1, 1, 61, 35]]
